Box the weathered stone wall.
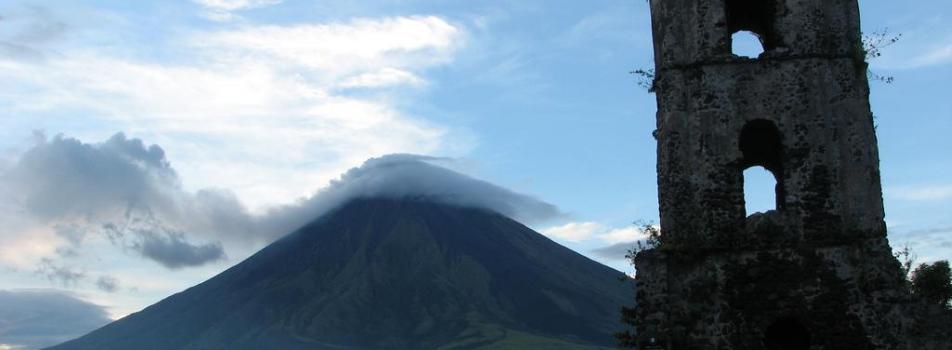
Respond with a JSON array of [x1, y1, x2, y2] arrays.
[[655, 56, 885, 250], [635, 236, 914, 349], [634, 0, 950, 349], [649, 0, 862, 70]]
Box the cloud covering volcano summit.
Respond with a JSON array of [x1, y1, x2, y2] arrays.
[[281, 154, 565, 226], [0, 133, 564, 271]]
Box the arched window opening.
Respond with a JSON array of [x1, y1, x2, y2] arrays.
[[732, 31, 765, 58], [740, 119, 784, 215], [744, 166, 777, 216], [726, 0, 780, 54], [764, 317, 811, 350]]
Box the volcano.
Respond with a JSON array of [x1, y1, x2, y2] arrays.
[[49, 199, 632, 349]]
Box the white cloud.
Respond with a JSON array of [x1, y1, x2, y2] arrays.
[[889, 185, 952, 201], [541, 221, 654, 245], [558, 6, 643, 48], [911, 44, 952, 68], [270, 154, 566, 226], [0, 15, 469, 211], [870, 28, 952, 70], [0, 136, 563, 270], [196, 16, 463, 80], [192, 0, 283, 21], [340, 68, 425, 88], [0, 9, 476, 331], [194, 0, 282, 11], [0, 227, 65, 270], [598, 226, 651, 244], [879, 43, 952, 70], [0, 5, 67, 61], [0, 178, 66, 270], [0, 136, 562, 314], [0, 13, 475, 319], [541, 222, 602, 242]]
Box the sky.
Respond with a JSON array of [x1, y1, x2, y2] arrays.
[[0, 0, 951, 348]]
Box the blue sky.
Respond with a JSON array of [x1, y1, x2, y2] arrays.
[[0, 0, 950, 348]]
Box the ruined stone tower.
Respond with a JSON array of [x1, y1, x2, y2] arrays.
[[632, 0, 920, 348]]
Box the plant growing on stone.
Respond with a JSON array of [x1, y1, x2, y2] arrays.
[[626, 220, 661, 261], [862, 29, 902, 84], [630, 68, 655, 92], [894, 243, 916, 278]]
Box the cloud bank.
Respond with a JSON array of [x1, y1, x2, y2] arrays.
[[0, 133, 562, 274], [0, 289, 110, 350]]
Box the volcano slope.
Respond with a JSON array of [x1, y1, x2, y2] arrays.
[[49, 198, 632, 349]]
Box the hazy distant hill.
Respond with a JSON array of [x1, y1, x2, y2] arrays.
[[49, 199, 631, 349]]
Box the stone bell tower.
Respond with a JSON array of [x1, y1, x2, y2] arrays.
[[632, 0, 918, 348]]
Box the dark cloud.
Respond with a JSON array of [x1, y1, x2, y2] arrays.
[[95, 276, 119, 293], [5, 132, 178, 220], [132, 230, 225, 270], [2, 133, 563, 270], [0, 289, 110, 350], [95, 208, 228, 269], [35, 258, 85, 287], [590, 241, 641, 261], [3, 132, 235, 269]]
